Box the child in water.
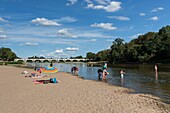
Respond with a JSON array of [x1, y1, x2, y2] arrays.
[[120, 70, 125, 78], [102, 68, 109, 81]]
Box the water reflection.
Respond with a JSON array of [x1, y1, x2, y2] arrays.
[[155, 72, 158, 83], [121, 78, 124, 86]]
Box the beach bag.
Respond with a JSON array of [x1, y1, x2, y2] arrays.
[[50, 78, 57, 83], [31, 72, 36, 77]]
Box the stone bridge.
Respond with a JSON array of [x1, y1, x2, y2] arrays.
[[14, 58, 88, 62]]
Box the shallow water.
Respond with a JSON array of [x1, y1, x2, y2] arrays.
[[28, 62, 170, 104]]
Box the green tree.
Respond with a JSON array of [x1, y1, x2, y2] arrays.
[[110, 38, 125, 63], [0, 47, 17, 61], [95, 49, 110, 61], [86, 52, 96, 61]]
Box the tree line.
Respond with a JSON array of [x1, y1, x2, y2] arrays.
[[86, 25, 170, 64]]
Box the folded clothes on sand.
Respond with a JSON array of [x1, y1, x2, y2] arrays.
[[21, 71, 29, 74]]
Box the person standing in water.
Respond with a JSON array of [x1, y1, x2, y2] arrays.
[[103, 63, 107, 69], [120, 70, 125, 78], [120, 70, 125, 86], [50, 62, 53, 67], [154, 64, 158, 82], [97, 69, 103, 80], [155, 64, 158, 72], [102, 63, 109, 82]]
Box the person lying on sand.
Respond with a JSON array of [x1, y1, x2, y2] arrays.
[[33, 77, 60, 84], [24, 71, 47, 78]]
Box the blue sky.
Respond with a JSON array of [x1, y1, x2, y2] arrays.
[[0, 0, 169, 58]]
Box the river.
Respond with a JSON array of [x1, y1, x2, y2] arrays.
[[27, 62, 170, 104]]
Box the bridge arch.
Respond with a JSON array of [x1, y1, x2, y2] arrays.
[[66, 60, 71, 62], [58, 59, 65, 62], [17, 59, 24, 63], [72, 60, 78, 62], [26, 60, 33, 62], [34, 60, 41, 62], [79, 60, 84, 62], [51, 59, 57, 62], [43, 60, 49, 62]]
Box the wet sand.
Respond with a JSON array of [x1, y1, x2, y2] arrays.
[[0, 65, 169, 113]]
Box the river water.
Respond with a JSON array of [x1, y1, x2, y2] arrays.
[[28, 62, 170, 104]]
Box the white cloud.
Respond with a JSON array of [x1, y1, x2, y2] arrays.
[[151, 7, 164, 12], [105, 1, 121, 12], [106, 39, 114, 42], [95, 0, 109, 5], [31, 18, 61, 26], [87, 1, 121, 12], [0, 17, 8, 22], [150, 16, 159, 21], [108, 16, 130, 21], [55, 49, 63, 53], [90, 39, 96, 42], [65, 47, 79, 51], [139, 13, 145, 16], [0, 34, 7, 39], [47, 52, 55, 57], [25, 42, 38, 46], [46, 51, 67, 58], [91, 23, 117, 30], [66, 0, 77, 6], [129, 33, 142, 39], [41, 50, 47, 52], [77, 32, 112, 38], [56, 16, 77, 23], [57, 29, 77, 38]]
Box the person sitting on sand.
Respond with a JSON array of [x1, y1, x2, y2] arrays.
[[25, 68, 47, 78]]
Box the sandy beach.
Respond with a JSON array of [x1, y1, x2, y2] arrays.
[[0, 65, 169, 113]]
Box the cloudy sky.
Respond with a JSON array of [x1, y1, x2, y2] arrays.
[[0, 0, 169, 58]]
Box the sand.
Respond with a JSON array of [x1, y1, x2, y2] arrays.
[[0, 65, 169, 113]]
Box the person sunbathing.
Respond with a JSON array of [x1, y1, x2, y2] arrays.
[[33, 78, 60, 84]]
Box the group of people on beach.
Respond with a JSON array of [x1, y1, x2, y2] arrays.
[[22, 62, 60, 84]]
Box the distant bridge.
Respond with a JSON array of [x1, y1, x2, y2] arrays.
[[14, 58, 89, 63]]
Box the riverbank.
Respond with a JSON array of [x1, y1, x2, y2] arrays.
[[0, 65, 169, 113]]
